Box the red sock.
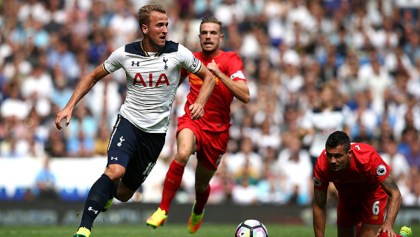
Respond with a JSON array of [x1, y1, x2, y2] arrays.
[[159, 160, 185, 213], [193, 186, 210, 215]]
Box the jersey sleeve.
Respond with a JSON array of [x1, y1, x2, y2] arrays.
[[366, 145, 391, 183], [353, 143, 391, 183], [177, 44, 202, 75], [103, 46, 124, 74], [226, 53, 246, 81], [313, 152, 329, 191]]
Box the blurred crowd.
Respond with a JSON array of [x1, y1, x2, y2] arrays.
[[1, 0, 420, 206]]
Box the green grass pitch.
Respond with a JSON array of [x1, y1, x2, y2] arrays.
[[2, 224, 418, 237]]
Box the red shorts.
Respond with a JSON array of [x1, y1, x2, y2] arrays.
[[177, 115, 229, 170], [337, 189, 388, 227]]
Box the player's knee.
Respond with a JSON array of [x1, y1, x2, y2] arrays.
[[104, 165, 125, 181], [174, 151, 190, 165]]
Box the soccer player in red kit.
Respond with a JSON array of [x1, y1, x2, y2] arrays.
[[313, 131, 410, 237], [146, 16, 250, 233]]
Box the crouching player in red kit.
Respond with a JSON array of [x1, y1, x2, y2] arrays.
[[146, 16, 250, 233], [313, 131, 412, 237]]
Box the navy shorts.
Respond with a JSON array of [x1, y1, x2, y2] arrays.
[[107, 115, 166, 191]]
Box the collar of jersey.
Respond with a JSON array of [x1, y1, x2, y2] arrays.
[[140, 41, 165, 57]]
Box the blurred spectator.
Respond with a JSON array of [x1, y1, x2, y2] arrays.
[[3, 50, 32, 81], [404, 132, 420, 169], [209, 160, 235, 204], [233, 154, 260, 185], [257, 158, 288, 204], [407, 57, 420, 99], [358, 50, 393, 114], [299, 82, 351, 166], [1, 82, 30, 121], [225, 136, 263, 178], [347, 89, 379, 141], [51, 67, 73, 109], [44, 0, 68, 28], [93, 123, 110, 157], [254, 118, 281, 154], [87, 30, 110, 66], [231, 174, 259, 205], [215, 0, 245, 27], [66, 102, 98, 140], [273, 135, 312, 205], [402, 167, 420, 206], [21, 62, 54, 117], [44, 128, 68, 158], [108, 0, 139, 49], [17, 0, 49, 24], [87, 75, 122, 128], [67, 129, 95, 157], [380, 137, 410, 179], [47, 37, 80, 85], [33, 158, 59, 200], [279, 49, 304, 93]]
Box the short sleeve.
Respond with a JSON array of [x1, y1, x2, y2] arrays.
[[227, 53, 246, 81], [313, 153, 329, 191], [177, 44, 202, 74], [370, 150, 391, 183], [103, 46, 124, 74]]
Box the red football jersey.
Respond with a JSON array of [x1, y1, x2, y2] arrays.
[[182, 50, 246, 132], [314, 143, 391, 195]]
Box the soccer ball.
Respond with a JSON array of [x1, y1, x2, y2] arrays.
[[235, 219, 268, 237]]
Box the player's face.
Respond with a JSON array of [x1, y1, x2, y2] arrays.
[[325, 144, 352, 172], [199, 22, 223, 53], [142, 11, 168, 50]]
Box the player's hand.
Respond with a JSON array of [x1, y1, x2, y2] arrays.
[[206, 59, 220, 77], [376, 224, 397, 237], [55, 108, 73, 130], [189, 103, 204, 120]]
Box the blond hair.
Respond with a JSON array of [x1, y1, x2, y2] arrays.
[[138, 4, 166, 27]]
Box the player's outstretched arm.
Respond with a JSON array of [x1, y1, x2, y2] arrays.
[[376, 174, 402, 237], [55, 65, 109, 130], [313, 187, 328, 237], [189, 65, 215, 120]]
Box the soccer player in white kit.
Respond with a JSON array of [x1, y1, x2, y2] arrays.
[[54, 5, 215, 237]]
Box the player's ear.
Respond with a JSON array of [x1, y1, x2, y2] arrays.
[[141, 24, 148, 35]]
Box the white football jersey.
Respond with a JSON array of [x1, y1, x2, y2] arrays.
[[103, 40, 202, 133], [300, 106, 351, 157]]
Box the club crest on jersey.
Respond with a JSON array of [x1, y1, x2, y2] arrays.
[[376, 164, 387, 176], [163, 57, 168, 70], [132, 61, 140, 66]]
